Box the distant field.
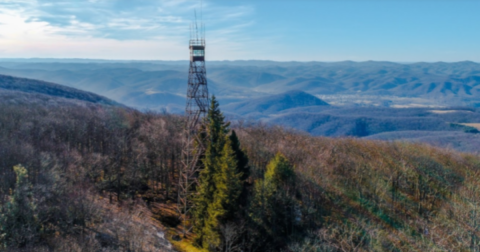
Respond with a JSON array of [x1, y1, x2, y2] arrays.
[[430, 110, 473, 114], [459, 123, 480, 130]]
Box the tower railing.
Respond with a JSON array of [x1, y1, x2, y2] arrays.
[[189, 39, 205, 47]]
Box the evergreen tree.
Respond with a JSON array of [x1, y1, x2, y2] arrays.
[[265, 153, 295, 189], [214, 138, 243, 220], [229, 130, 249, 181], [248, 153, 297, 250], [202, 138, 242, 249], [194, 96, 228, 246], [193, 96, 247, 250], [0, 165, 40, 248], [229, 130, 250, 209]]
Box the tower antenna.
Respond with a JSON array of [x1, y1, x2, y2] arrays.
[[199, 0, 205, 40], [194, 9, 199, 40]]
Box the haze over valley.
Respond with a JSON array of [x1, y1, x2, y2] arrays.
[[2, 60, 480, 111], [1, 59, 480, 153]]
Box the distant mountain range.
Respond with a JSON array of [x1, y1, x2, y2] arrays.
[[1, 59, 480, 153], [0, 60, 480, 112]]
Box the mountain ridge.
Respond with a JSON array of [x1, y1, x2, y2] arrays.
[[0, 74, 122, 106], [223, 90, 329, 116]]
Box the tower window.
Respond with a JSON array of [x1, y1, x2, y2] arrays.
[[193, 50, 205, 57]]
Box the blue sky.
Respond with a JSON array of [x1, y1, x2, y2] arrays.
[[0, 0, 478, 61]]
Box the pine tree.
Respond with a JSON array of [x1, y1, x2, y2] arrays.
[[229, 130, 249, 181], [194, 96, 228, 246], [248, 153, 297, 250], [202, 139, 242, 249], [265, 153, 295, 189], [214, 138, 242, 220], [193, 96, 247, 250], [0, 165, 40, 248]]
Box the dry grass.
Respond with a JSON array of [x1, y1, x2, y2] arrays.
[[149, 201, 206, 252], [87, 194, 174, 252], [170, 237, 207, 252]]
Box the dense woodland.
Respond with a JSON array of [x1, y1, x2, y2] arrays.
[[2, 94, 480, 251]]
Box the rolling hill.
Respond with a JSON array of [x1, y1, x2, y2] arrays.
[[222, 90, 329, 117]]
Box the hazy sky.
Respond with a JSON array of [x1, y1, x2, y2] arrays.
[[0, 0, 479, 62]]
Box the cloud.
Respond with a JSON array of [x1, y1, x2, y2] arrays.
[[0, 0, 280, 60], [5, 0, 193, 40], [0, 0, 258, 41]]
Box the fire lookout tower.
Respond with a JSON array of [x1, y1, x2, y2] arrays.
[[178, 21, 209, 235]]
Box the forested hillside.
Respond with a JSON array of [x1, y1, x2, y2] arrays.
[[0, 101, 178, 251], [0, 74, 120, 106], [223, 90, 329, 117], [2, 88, 480, 251]]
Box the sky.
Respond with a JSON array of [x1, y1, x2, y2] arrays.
[[0, 0, 479, 62]]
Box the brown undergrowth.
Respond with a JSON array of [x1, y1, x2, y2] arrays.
[[3, 102, 480, 251], [237, 125, 480, 251]]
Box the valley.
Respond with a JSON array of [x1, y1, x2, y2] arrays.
[[1, 59, 480, 153], [1, 60, 480, 111]]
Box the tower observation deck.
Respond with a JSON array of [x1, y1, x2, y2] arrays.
[[186, 37, 208, 118], [190, 39, 205, 62]]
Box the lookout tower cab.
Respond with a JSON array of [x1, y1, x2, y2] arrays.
[[190, 39, 205, 62]]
